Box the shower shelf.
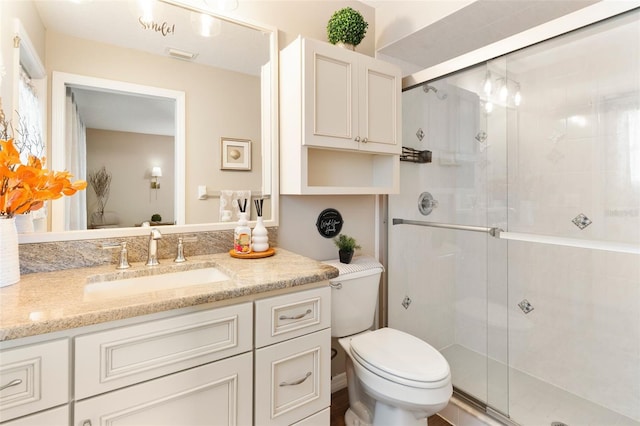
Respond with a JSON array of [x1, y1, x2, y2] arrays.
[[400, 147, 431, 163]]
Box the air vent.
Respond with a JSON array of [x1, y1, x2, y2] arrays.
[[167, 48, 198, 61]]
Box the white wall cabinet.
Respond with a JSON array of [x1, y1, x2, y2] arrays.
[[280, 36, 401, 194]]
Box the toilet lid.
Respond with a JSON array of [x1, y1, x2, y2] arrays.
[[350, 328, 450, 387]]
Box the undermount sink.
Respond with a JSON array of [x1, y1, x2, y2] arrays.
[[84, 267, 230, 300]]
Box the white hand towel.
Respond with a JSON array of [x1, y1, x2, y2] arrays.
[[219, 190, 252, 221]]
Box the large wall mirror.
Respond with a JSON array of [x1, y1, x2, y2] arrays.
[[18, 0, 278, 243]]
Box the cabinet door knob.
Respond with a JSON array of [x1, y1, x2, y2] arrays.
[[362, 137, 368, 143], [279, 309, 312, 320], [82, 421, 92, 426], [279, 371, 312, 387], [0, 379, 22, 391], [354, 136, 360, 142]]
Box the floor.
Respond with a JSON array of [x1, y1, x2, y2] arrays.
[[442, 344, 640, 426], [330, 387, 451, 426]]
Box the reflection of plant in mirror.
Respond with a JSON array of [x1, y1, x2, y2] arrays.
[[88, 166, 112, 217]]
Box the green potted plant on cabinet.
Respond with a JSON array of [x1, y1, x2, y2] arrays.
[[333, 233, 361, 264], [326, 7, 368, 50]]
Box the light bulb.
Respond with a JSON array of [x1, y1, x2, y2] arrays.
[[483, 74, 492, 96], [485, 102, 493, 114], [499, 83, 508, 101], [514, 88, 522, 106]]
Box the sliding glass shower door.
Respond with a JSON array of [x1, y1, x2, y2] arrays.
[[388, 60, 510, 416]]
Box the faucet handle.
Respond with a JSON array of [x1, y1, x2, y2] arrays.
[[116, 242, 131, 269], [102, 241, 131, 269], [174, 237, 187, 263]]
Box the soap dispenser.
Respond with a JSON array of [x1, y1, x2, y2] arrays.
[[234, 199, 251, 254]]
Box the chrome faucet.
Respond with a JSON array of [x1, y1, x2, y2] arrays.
[[146, 228, 162, 266]]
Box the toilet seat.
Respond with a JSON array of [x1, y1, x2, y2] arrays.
[[349, 328, 450, 389]]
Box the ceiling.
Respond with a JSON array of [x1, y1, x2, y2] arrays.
[[374, 0, 599, 76]]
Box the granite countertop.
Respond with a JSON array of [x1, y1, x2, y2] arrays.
[[0, 249, 339, 342]]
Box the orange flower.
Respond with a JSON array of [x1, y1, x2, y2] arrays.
[[0, 138, 87, 218]]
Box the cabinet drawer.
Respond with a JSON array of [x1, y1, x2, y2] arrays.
[[1, 405, 69, 426], [255, 329, 331, 426], [75, 302, 252, 399], [255, 286, 330, 348], [0, 339, 69, 423], [75, 352, 253, 426]]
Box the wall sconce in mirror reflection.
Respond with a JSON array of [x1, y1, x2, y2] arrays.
[[151, 166, 162, 189]]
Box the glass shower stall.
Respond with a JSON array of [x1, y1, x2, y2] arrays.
[[388, 9, 639, 425]]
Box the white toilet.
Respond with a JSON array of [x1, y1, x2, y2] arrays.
[[324, 256, 452, 426]]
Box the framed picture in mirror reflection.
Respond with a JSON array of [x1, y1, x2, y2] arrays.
[[221, 137, 251, 171]]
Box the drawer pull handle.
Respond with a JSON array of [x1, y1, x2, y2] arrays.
[[0, 379, 22, 391], [279, 372, 312, 387], [330, 282, 342, 289], [279, 309, 312, 321]]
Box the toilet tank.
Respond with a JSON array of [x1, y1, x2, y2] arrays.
[[322, 257, 384, 338]]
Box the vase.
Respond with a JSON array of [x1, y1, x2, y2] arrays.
[[336, 42, 355, 51], [252, 216, 269, 252], [14, 212, 35, 233], [0, 217, 20, 287], [339, 249, 354, 264]]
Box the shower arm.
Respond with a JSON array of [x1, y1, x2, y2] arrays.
[[392, 218, 502, 237]]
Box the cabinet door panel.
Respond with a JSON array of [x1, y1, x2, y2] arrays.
[[304, 40, 359, 150], [75, 352, 252, 426], [359, 57, 401, 154], [0, 339, 69, 423]]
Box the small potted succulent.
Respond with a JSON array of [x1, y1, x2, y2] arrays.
[[151, 213, 162, 223], [326, 7, 368, 50], [333, 233, 361, 264]]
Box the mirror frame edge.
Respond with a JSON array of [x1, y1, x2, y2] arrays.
[[18, 0, 279, 244]]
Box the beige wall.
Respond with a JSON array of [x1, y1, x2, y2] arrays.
[[223, 0, 380, 261], [86, 129, 174, 228], [46, 31, 263, 225]]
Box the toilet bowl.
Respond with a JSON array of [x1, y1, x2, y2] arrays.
[[323, 257, 452, 426], [339, 328, 452, 426]]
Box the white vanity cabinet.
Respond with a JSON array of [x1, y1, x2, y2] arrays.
[[1, 283, 332, 426], [0, 339, 69, 424], [73, 302, 253, 426], [254, 287, 331, 426], [280, 36, 401, 195]]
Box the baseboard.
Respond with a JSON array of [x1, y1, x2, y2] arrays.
[[331, 372, 348, 393]]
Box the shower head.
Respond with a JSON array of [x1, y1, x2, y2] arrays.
[[423, 84, 448, 100]]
